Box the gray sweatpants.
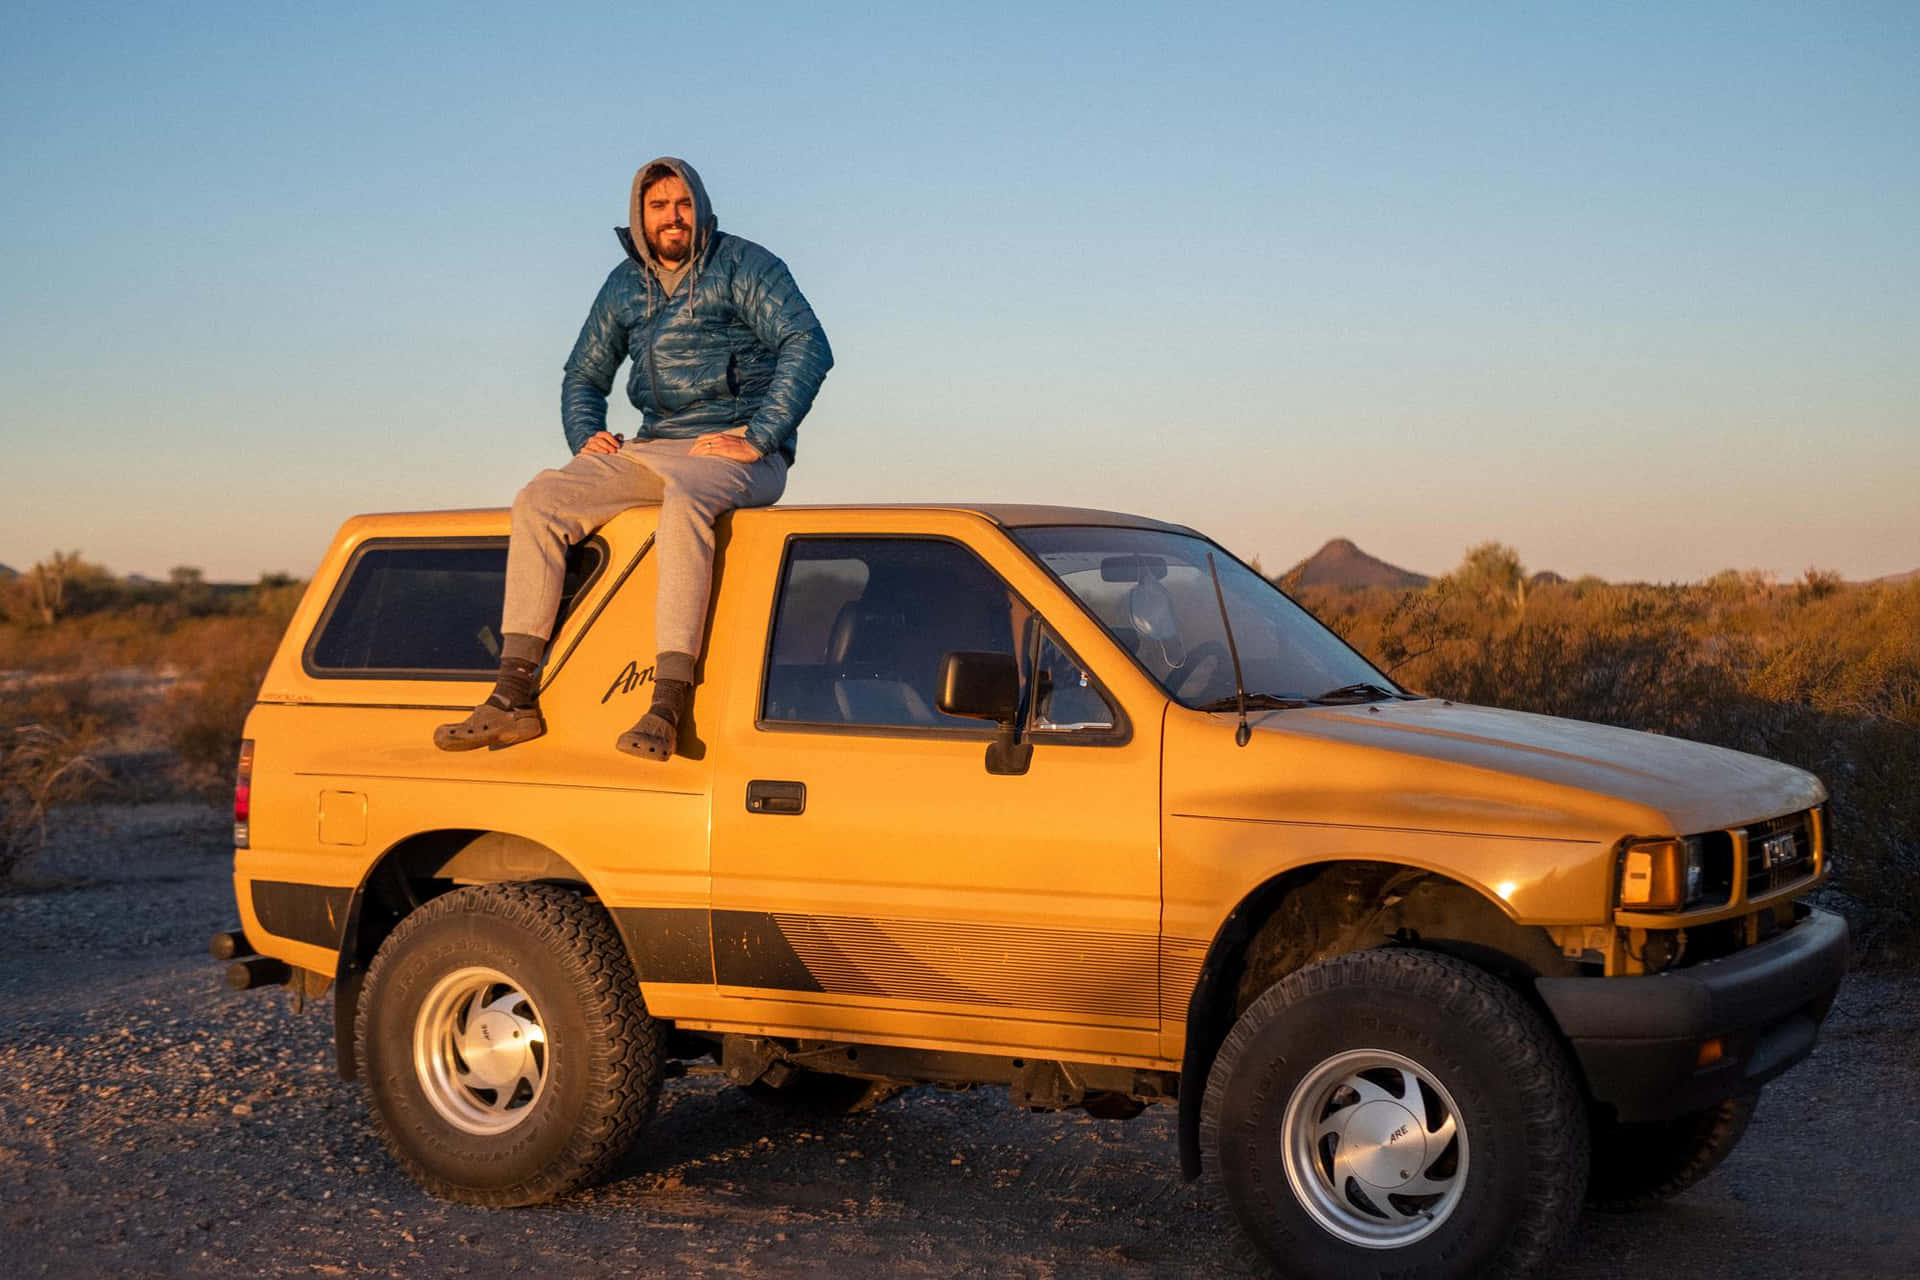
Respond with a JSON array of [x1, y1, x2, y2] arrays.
[[503, 437, 788, 662]]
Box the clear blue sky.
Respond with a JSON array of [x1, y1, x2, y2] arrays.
[[2, 1, 1915, 583]]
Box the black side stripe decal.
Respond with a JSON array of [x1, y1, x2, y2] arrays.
[[711, 909, 826, 993], [251, 880, 352, 951], [704, 911, 1158, 1021], [611, 907, 715, 985]]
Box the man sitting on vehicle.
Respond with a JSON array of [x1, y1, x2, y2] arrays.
[[435, 156, 833, 759]]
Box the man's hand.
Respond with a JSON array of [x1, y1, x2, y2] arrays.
[[694, 432, 763, 463], [578, 431, 623, 456]]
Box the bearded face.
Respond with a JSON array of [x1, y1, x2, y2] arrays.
[[640, 175, 695, 266]]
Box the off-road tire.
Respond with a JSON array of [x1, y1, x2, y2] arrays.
[[356, 882, 663, 1205], [1200, 948, 1588, 1280], [1587, 1091, 1758, 1211]]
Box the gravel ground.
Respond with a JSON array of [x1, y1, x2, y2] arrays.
[[3, 804, 1915, 1278]]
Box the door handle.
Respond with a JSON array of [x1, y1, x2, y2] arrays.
[[745, 779, 806, 816]]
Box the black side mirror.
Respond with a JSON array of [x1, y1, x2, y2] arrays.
[[937, 651, 1019, 722], [937, 651, 1032, 776]]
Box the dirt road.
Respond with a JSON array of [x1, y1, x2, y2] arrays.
[[3, 805, 1914, 1278]]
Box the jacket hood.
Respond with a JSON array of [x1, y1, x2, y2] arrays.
[[621, 156, 718, 275]]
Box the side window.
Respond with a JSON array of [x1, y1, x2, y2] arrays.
[[307, 539, 604, 677], [1031, 628, 1116, 733], [762, 538, 1017, 730]]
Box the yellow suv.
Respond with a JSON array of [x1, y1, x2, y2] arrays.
[[220, 502, 1847, 1280]]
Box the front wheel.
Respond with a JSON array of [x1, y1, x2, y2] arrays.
[[356, 883, 663, 1205], [1200, 948, 1588, 1280]]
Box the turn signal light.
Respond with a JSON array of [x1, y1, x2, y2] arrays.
[[1621, 839, 1684, 909], [1619, 837, 1704, 910]]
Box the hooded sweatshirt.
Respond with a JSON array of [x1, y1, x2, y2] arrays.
[[626, 157, 715, 296], [560, 156, 832, 462]]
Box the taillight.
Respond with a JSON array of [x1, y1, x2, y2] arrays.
[[234, 739, 254, 848]]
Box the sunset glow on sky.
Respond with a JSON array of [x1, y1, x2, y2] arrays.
[[2, 2, 1914, 583]]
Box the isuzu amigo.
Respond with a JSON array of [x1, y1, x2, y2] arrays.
[[218, 502, 1847, 1279]]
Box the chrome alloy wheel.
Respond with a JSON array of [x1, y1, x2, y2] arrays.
[[1282, 1048, 1469, 1247], [412, 966, 550, 1135]]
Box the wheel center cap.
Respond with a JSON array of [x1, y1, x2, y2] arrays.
[[462, 1011, 526, 1088], [1343, 1100, 1427, 1187]]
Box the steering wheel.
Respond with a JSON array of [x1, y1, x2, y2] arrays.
[[1170, 641, 1235, 702]]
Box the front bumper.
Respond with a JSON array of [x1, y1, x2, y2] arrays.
[[1535, 906, 1849, 1123]]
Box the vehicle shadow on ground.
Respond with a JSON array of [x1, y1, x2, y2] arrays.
[[583, 1072, 1240, 1275]]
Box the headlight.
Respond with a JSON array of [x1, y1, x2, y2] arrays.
[[1619, 836, 1706, 910]]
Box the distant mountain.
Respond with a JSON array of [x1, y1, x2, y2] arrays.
[[1873, 568, 1919, 584], [1285, 539, 1430, 590], [0, 563, 16, 580]]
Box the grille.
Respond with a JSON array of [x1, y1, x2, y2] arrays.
[[1745, 810, 1816, 897]]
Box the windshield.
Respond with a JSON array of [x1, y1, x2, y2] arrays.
[[1012, 527, 1401, 709]]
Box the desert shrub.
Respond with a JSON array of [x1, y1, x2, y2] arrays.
[[1, 573, 302, 797], [166, 663, 268, 786], [0, 552, 118, 625], [159, 599, 300, 792], [0, 724, 102, 883], [1, 608, 182, 672], [1795, 567, 1845, 604], [3, 674, 111, 743], [1419, 618, 1742, 740]]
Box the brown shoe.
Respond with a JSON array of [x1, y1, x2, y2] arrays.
[[614, 713, 675, 761], [433, 701, 545, 751], [614, 679, 689, 761]]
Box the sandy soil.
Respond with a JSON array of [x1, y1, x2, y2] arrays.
[[2, 804, 1914, 1278]]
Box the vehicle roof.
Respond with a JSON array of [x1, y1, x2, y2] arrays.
[[340, 502, 1199, 535], [782, 502, 1199, 533]]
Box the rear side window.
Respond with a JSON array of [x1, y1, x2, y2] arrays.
[[305, 538, 605, 678]]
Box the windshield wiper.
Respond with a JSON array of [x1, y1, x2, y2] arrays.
[[1310, 682, 1403, 705], [1193, 693, 1309, 712]]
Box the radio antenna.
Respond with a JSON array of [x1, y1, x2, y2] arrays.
[[1207, 553, 1252, 747]]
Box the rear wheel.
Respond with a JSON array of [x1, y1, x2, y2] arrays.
[[356, 883, 663, 1205], [1200, 948, 1587, 1280], [1588, 1091, 1758, 1210]]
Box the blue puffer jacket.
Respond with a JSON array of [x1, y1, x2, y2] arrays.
[[560, 157, 833, 461]]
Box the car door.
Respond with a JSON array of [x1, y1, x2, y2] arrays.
[[703, 519, 1165, 1064]]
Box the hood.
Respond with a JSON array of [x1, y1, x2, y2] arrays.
[[619, 155, 718, 275], [1170, 698, 1825, 840]]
